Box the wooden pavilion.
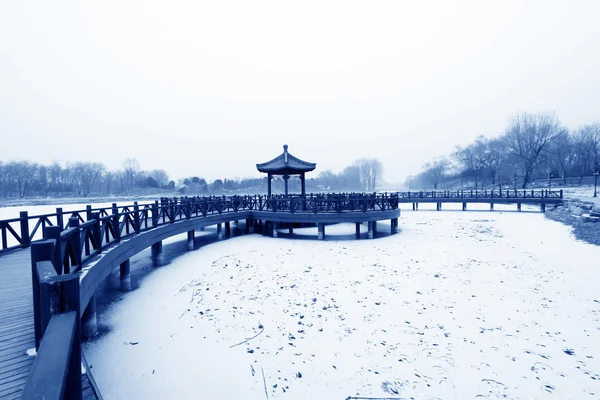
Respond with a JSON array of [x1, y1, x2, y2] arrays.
[[256, 144, 316, 196]]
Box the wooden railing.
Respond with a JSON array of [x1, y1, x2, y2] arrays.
[[23, 240, 82, 400], [397, 189, 563, 200], [0, 190, 563, 256], [0, 193, 400, 257]]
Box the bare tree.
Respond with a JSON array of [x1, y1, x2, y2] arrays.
[[423, 158, 450, 189], [354, 158, 383, 191], [101, 171, 115, 196], [47, 161, 62, 196], [150, 169, 169, 188], [73, 162, 105, 197], [122, 158, 140, 193], [7, 161, 38, 198], [340, 165, 361, 190], [453, 136, 486, 189], [481, 137, 507, 188], [546, 129, 575, 184], [503, 112, 562, 188]]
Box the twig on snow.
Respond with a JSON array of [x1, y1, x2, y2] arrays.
[[345, 397, 404, 400], [261, 366, 269, 400], [229, 327, 264, 348]]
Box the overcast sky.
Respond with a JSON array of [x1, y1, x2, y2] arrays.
[[1, 1, 599, 183]]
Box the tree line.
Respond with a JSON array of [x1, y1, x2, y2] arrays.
[[0, 156, 383, 199], [405, 112, 600, 190]]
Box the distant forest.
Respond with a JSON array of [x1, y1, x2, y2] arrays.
[[405, 112, 600, 190], [0, 157, 383, 199]]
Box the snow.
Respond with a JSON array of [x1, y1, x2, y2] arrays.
[[83, 208, 600, 399]]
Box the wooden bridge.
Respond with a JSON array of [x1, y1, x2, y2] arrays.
[[0, 189, 561, 399], [397, 189, 563, 211]]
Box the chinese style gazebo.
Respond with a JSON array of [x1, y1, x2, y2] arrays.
[[256, 144, 316, 196]]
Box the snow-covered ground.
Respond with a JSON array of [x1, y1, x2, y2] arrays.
[[83, 207, 600, 399]]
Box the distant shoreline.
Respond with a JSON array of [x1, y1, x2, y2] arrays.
[[0, 194, 173, 208]]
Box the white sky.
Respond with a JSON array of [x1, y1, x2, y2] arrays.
[[1, 1, 599, 183]]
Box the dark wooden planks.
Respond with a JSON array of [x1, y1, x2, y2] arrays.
[[0, 248, 35, 400]]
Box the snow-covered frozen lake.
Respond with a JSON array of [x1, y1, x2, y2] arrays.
[[82, 208, 600, 399]]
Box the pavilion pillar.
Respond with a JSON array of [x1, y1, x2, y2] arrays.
[[301, 173, 306, 196], [284, 175, 289, 196], [268, 173, 272, 197]]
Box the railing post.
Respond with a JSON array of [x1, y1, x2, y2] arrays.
[[560, 189, 563, 199], [91, 212, 102, 253], [112, 203, 121, 242], [56, 207, 64, 231], [43, 226, 62, 274], [68, 217, 82, 271], [152, 200, 159, 227], [20, 211, 31, 247], [133, 202, 141, 233], [86, 205, 93, 222], [30, 240, 55, 349]]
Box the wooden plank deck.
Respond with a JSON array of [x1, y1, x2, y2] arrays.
[[0, 249, 100, 400]]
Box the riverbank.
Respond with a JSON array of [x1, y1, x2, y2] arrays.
[[545, 186, 600, 247]]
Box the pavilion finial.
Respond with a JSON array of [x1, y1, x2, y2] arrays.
[[283, 144, 288, 152], [283, 144, 288, 163]]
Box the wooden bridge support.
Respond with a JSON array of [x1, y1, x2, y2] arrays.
[[541, 203, 546, 212], [391, 218, 399, 234], [82, 295, 97, 339], [246, 218, 254, 233], [436, 202, 442, 211], [187, 230, 195, 250], [462, 202, 467, 211], [272, 222, 279, 238], [412, 202, 419, 211], [151, 241, 163, 266], [490, 203, 494, 211], [288, 224, 293, 235], [368, 222, 374, 239], [217, 223, 223, 240], [318, 223, 325, 240], [517, 203, 521, 212], [225, 222, 231, 237], [356, 222, 361, 238], [120, 259, 132, 291]]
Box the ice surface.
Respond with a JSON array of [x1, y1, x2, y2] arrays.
[[83, 210, 600, 399]]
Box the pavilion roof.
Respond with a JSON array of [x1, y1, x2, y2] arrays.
[[256, 144, 316, 174]]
